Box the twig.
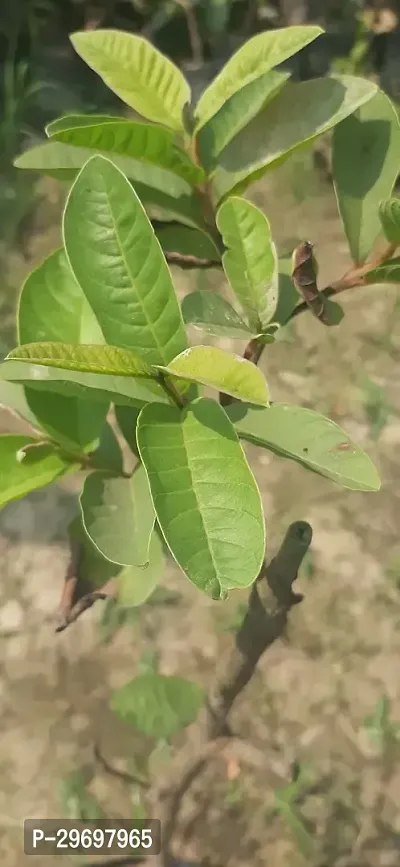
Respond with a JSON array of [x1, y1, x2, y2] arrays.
[[176, 0, 203, 67], [154, 521, 312, 865], [207, 521, 311, 738], [56, 575, 117, 633], [94, 742, 151, 789]]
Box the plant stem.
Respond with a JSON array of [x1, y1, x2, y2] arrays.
[[157, 372, 186, 408], [244, 239, 399, 367]]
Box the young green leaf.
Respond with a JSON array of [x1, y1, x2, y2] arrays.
[[18, 248, 107, 451], [110, 672, 204, 739], [160, 346, 269, 406], [70, 29, 190, 132], [197, 69, 290, 171], [80, 465, 155, 566], [195, 25, 323, 131], [15, 141, 205, 229], [212, 76, 378, 202], [332, 90, 400, 264], [8, 343, 155, 378], [155, 225, 222, 266], [181, 290, 253, 338], [69, 512, 122, 587], [217, 197, 278, 330], [137, 398, 265, 598], [366, 257, 400, 284], [379, 197, 400, 245], [63, 155, 188, 364], [118, 531, 164, 608], [0, 359, 168, 408], [0, 435, 75, 508], [48, 119, 203, 186], [227, 403, 381, 491]]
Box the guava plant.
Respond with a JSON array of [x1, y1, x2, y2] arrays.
[[1, 26, 400, 745]]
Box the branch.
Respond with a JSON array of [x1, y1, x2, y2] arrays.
[[55, 536, 117, 633], [153, 521, 312, 864], [207, 520, 311, 738]]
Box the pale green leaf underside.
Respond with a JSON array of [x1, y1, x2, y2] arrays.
[[227, 403, 381, 491], [15, 141, 205, 229], [8, 342, 154, 378], [366, 257, 400, 284], [181, 290, 252, 338], [110, 673, 204, 738], [48, 119, 203, 185], [71, 29, 190, 132], [18, 247, 107, 451], [0, 434, 74, 508], [332, 90, 400, 264], [212, 76, 378, 201], [197, 69, 290, 170], [118, 531, 163, 607], [18, 248, 104, 346], [217, 196, 278, 330], [160, 345, 269, 406], [80, 465, 155, 566], [379, 197, 400, 245], [195, 25, 323, 130], [63, 155, 188, 365], [137, 397, 265, 598], [0, 359, 168, 408]]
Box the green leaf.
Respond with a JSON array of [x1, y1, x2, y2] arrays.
[[23, 390, 108, 453], [0, 434, 74, 508], [15, 142, 205, 229], [48, 119, 203, 186], [80, 464, 155, 566], [110, 672, 204, 738], [273, 258, 299, 326], [0, 359, 168, 408], [212, 76, 378, 202], [63, 155, 188, 364], [136, 397, 265, 598], [18, 248, 104, 345], [195, 25, 323, 131], [47, 114, 125, 135], [332, 90, 400, 264], [114, 405, 140, 456], [18, 248, 107, 451], [216, 197, 278, 330], [70, 29, 190, 132], [197, 69, 290, 171], [118, 531, 163, 607], [161, 346, 269, 406], [155, 224, 221, 265], [366, 257, 400, 284], [69, 512, 122, 587], [379, 197, 400, 245], [181, 290, 253, 338], [90, 421, 124, 474], [227, 403, 381, 491], [8, 342, 155, 378]]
